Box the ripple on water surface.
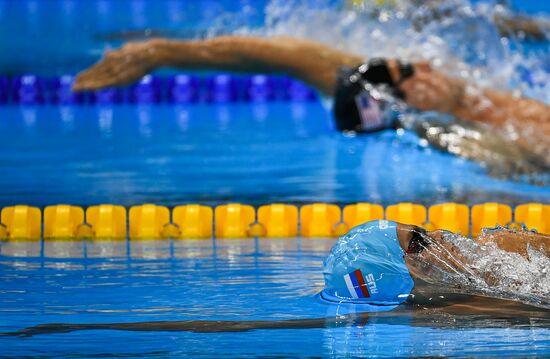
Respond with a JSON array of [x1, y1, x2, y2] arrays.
[[1, 238, 549, 357]]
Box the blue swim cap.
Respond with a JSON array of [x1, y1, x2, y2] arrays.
[[322, 220, 414, 308]]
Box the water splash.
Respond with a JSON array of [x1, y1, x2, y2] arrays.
[[261, 0, 548, 95], [407, 228, 550, 309], [102, 0, 550, 180], [235, 0, 550, 180]]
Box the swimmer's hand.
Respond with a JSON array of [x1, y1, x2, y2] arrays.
[[73, 41, 159, 91]]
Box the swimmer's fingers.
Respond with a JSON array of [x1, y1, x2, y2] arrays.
[[73, 55, 148, 91], [73, 42, 155, 91]]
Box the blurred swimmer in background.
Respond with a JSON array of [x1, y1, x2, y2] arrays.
[[8, 220, 550, 336], [73, 33, 550, 180]]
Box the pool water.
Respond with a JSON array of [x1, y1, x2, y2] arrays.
[[0, 102, 548, 208], [1, 0, 549, 357], [2, 238, 550, 358]]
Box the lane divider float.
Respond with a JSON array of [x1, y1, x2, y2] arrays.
[[471, 202, 513, 237], [0, 202, 547, 240], [0, 74, 317, 105]]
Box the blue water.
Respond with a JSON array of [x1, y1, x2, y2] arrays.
[[0, 0, 270, 74], [1, 0, 550, 357], [2, 238, 550, 358], [0, 102, 548, 207]]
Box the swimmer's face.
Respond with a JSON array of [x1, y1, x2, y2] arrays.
[[395, 223, 429, 253], [396, 223, 458, 252], [397, 225, 471, 284]]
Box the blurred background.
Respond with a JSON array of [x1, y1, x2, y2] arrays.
[[0, 0, 548, 207]]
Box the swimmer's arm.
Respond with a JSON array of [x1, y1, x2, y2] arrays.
[[73, 36, 364, 95], [475, 228, 550, 257], [4, 314, 370, 337], [73, 35, 550, 139]]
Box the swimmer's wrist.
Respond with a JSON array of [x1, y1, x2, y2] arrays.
[[149, 38, 204, 68], [147, 38, 172, 66]]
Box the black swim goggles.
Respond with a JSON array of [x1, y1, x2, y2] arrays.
[[406, 226, 430, 254], [333, 58, 414, 133]]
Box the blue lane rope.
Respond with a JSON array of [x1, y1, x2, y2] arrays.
[[0, 74, 318, 105]]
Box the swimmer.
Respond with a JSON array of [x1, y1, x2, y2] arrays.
[[6, 220, 550, 337], [322, 220, 550, 306], [72, 36, 550, 175], [71, 35, 549, 136]]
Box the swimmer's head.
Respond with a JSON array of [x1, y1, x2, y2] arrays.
[[322, 220, 414, 307]]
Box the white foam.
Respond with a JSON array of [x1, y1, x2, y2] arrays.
[[435, 230, 550, 308], [231, 0, 548, 104]]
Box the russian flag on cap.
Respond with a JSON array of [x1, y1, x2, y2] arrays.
[[343, 269, 370, 299]]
